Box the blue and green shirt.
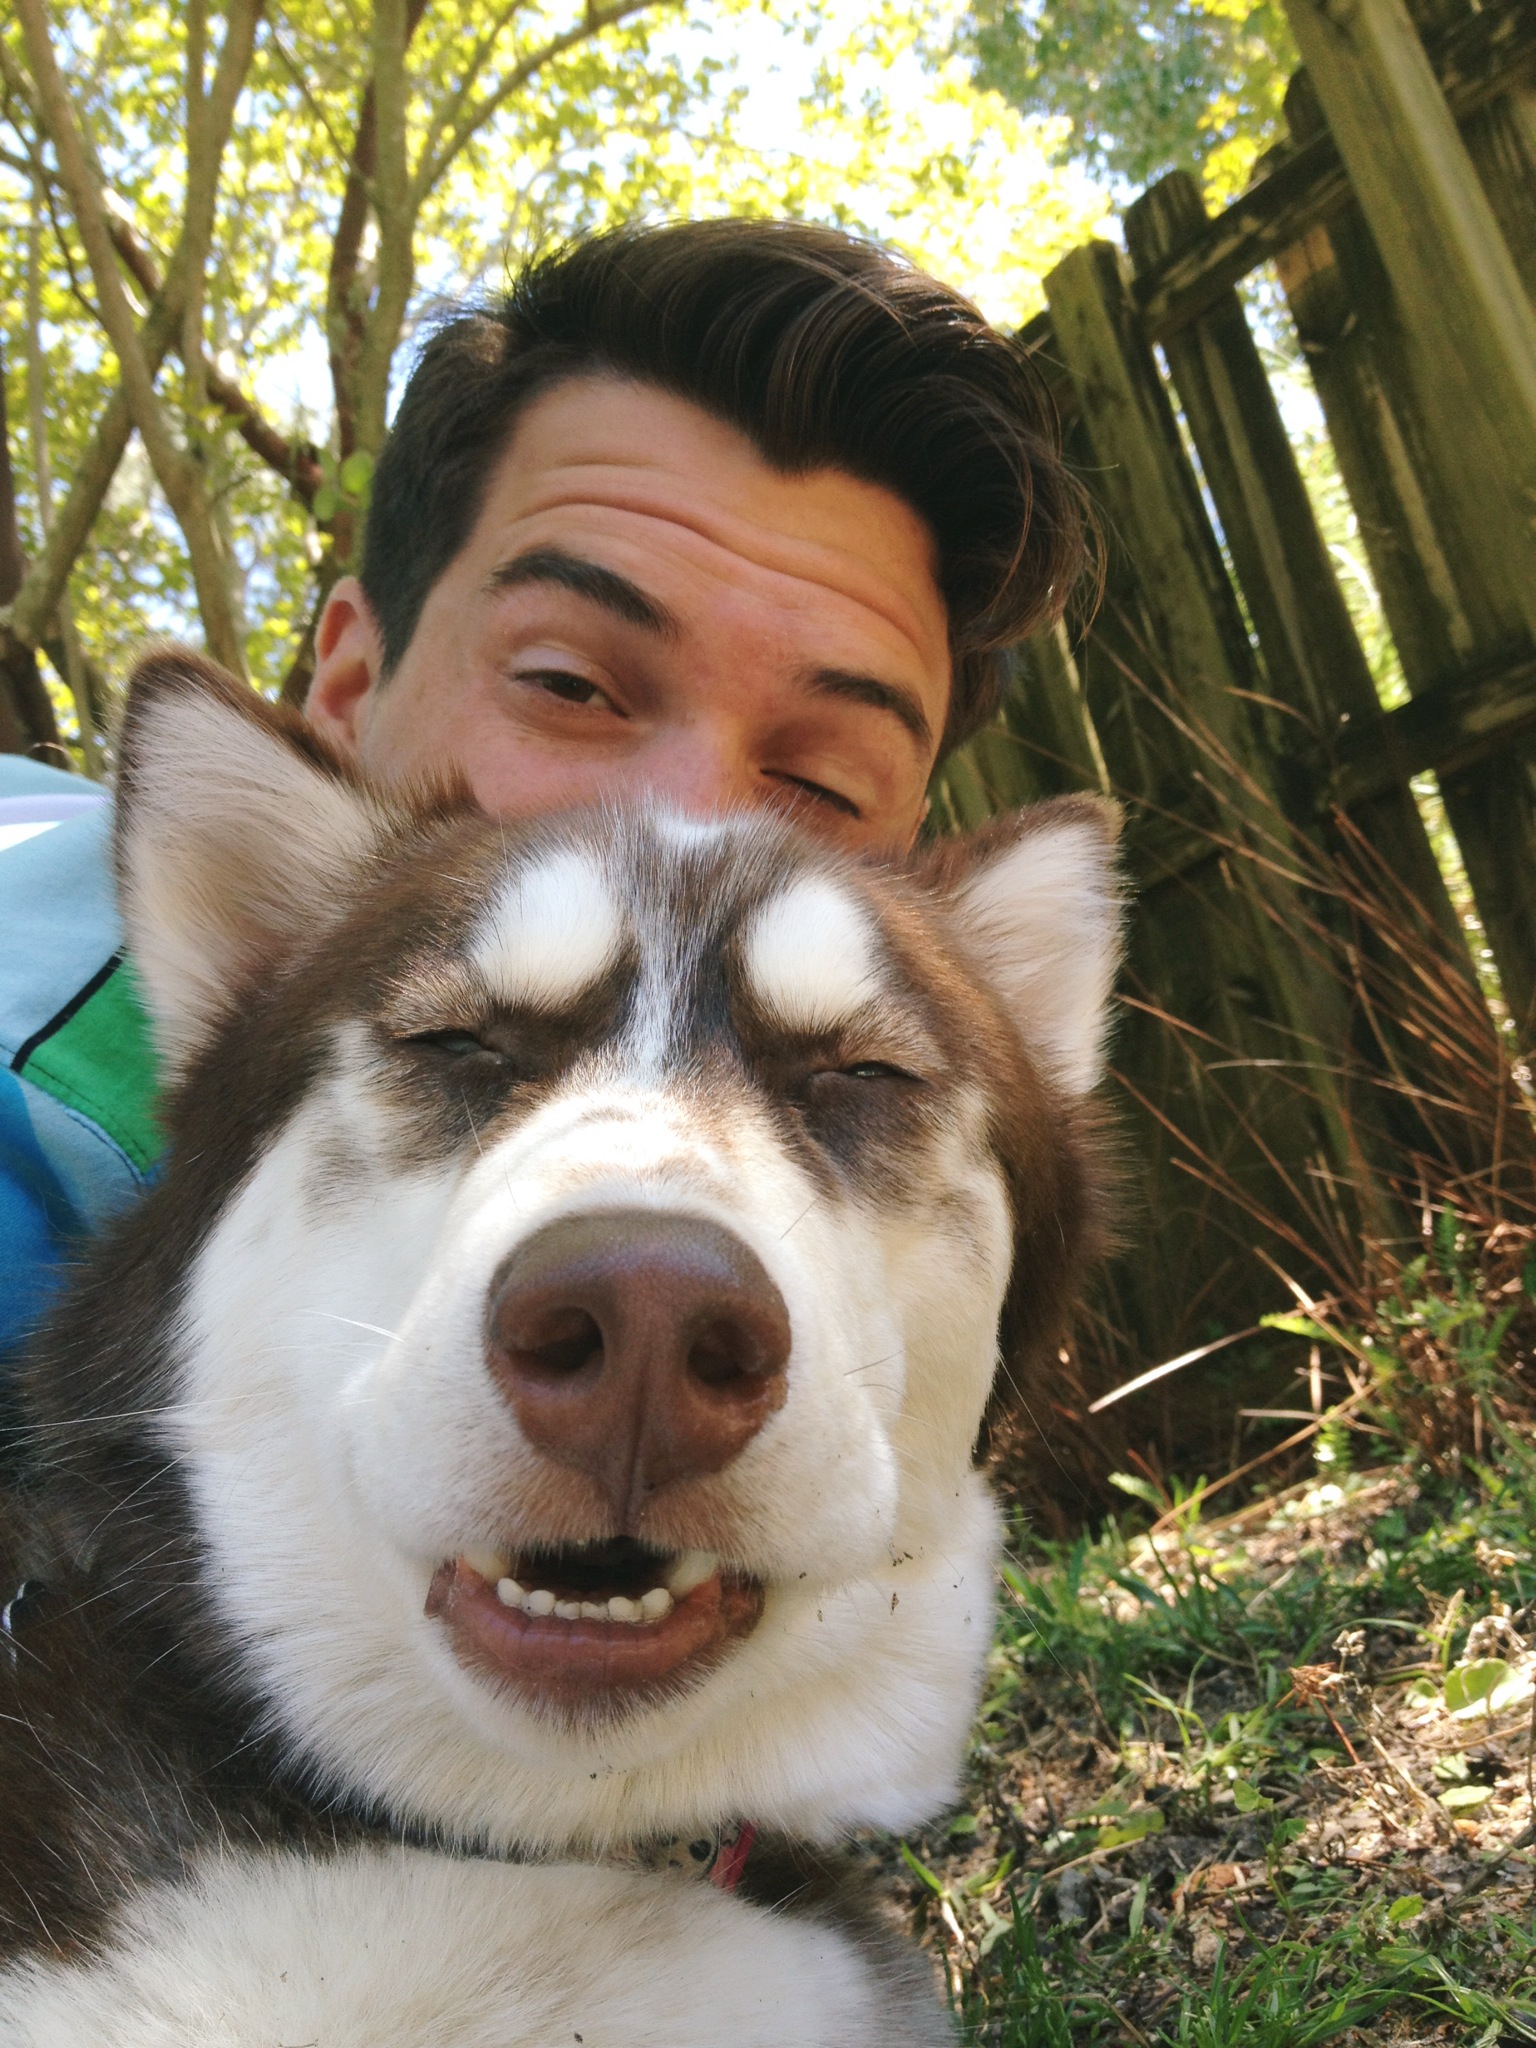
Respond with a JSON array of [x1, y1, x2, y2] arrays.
[[0, 757, 162, 1356]]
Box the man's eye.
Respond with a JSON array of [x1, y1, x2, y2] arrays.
[[767, 771, 862, 820], [515, 668, 616, 710], [402, 1029, 497, 1058]]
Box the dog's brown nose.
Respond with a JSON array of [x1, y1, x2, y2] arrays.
[[486, 1210, 791, 1523]]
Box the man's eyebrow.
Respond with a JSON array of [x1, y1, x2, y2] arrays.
[[806, 667, 934, 751], [486, 547, 681, 639]]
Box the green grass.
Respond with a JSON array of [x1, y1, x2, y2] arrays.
[[893, 1209, 1536, 2043], [900, 1437, 1536, 2040]]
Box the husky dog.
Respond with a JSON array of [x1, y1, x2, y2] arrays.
[[0, 651, 1119, 2046]]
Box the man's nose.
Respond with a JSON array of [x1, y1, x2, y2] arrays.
[[485, 1210, 791, 1525]]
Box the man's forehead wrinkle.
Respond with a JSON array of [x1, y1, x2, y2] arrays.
[[504, 476, 947, 674], [485, 545, 681, 640]]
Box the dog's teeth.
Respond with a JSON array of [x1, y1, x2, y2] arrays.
[[579, 1601, 607, 1621], [554, 1600, 582, 1620], [463, 1548, 509, 1584], [525, 1589, 557, 1617], [495, 1578, 527, 1610], [608, 1595, 642, 1623], [665, 1550, 718, 1596], [639, 1586, 674, 1621]]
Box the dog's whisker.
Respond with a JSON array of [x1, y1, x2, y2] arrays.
[[301, 1312, 403, 1343]]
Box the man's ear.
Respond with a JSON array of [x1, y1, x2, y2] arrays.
[[114, 645, 394, 1074], [928, 795, 1124, 1095]]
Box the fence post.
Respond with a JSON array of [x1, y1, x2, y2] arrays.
[[1278, 71, 1536, 1037], [1282, 0, 1536, 654], [1043, 241, 1393, 1365], [930, 622, 1110, 831], [1404, 0, 1536, 309], [1123, 170, 1464, 956]]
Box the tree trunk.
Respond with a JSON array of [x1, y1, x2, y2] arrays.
[[0, 332, 62, 761]]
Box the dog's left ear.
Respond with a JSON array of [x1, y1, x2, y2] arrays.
[[114, 645, 405, 1074], [924, 796, 1124, 1095]]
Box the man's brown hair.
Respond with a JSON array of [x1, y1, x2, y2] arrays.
[[361, 218, 1089, 752]]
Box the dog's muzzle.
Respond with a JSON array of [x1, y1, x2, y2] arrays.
[[485, 1209, 791, 1523]]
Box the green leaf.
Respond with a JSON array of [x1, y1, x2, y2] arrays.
[[898, 1842, 946, 1895], [1068, 1794, 1130, 1825], [1444, 1658, 1526, 1717], [339, 450, 375, 499], [963, 1850, 1016, 1895], [1107, 1472, 1164, 1508], [1231, 1778, 1274, 1813], [1438, 1783, 1494, 1812], [1260, 1312, 1333, 1341], [1096, 1808, 1165, 1850], [1387, 1893, 1425, 1923], [1127, 1872, 1151, 1939], [312, 484, 340, 525]]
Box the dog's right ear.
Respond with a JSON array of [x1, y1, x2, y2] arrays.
[[114, 646, 394, 1074]]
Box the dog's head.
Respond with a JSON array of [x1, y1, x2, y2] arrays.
[[94, 649, 1118, 1851]]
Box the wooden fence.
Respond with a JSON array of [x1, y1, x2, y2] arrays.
[[937, 0, 1536, 1478]]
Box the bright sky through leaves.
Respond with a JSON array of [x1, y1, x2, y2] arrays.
[[0, 0, 1110, 717]]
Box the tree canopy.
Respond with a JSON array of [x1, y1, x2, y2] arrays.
[[964, 0, 1295, 205], [0, 0, 1108, 767]]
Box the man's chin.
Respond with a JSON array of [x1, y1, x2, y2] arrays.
[[426, 1546, 766, 1724]]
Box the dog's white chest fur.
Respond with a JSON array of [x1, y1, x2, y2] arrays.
[[0, 1852, 940, 2048]]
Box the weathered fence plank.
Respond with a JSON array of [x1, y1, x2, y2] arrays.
[[1043, 244, 1264, 770], [1278, 72, 1536, 1036], [1041, 240, 1396, 1363], [1134, 0, 1536, 340], [1123, 170, 1464, 959], [1282, 0, 1536, 654], [1335, 653, 1536, 807], [967, 6, 1536, 1447]]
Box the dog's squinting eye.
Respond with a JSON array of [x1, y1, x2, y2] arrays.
[[402, 1029, 499, 1059], [840, 1061, 921, 1083]]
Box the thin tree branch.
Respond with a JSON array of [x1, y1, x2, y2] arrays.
[[181, 0, 211, 431], [326, 75, 375, 461], [263, 18, 354, 165], [27, 168, 99, 770], [3, 0, 259, 659], [323, 0, 429, 463], [351, 0, 666, 463], [415, 0, 670, 199], [352, 0, 415, 458], [0, 37, 96, 320], [16, 0, 244, 675], [105, 201, 322, 503], [0, 330, 62, 757], [413, 0, 523, 181]]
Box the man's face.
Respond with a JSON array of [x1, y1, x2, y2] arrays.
[[306, 377, 952, 854]]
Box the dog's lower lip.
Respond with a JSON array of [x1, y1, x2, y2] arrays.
[[425, 1555, 764, 1700]]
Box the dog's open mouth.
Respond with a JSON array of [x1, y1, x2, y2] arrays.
[[426, 1538, 765, 1705]]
